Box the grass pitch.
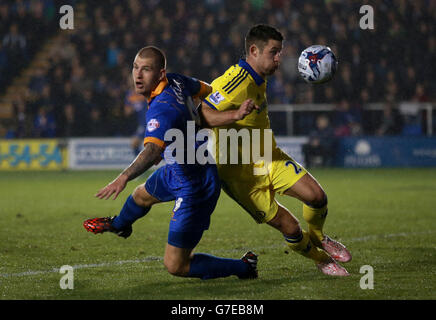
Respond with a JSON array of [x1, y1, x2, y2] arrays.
[[0, 168, 435, 300]]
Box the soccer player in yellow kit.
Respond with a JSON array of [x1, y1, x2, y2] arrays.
[[201, 24, 351, 276]]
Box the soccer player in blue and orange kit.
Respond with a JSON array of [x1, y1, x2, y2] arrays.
[[83, 46, 258, 280]]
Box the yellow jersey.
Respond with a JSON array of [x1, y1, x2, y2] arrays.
[[203, 59, 278, 183], [204, 59, 271, 129], [203, 59, 307, 223]]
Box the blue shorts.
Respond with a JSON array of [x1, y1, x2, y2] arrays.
[[167, 230, 204, 249], [145, 164, 220, 247]]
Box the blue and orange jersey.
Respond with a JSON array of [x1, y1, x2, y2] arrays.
[[144, 73, 212, 186]]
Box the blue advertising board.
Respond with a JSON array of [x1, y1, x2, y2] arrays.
[[336, 137, 436, 167]]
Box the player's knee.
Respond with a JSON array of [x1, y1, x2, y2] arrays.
[[306, 188, 327, 208], [164, 259, 187, 277], [282, 221, 302, 238], [132, 185, 156, 207], [268, 207, 301, 236]]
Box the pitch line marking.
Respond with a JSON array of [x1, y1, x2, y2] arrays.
[[1, 230, 434, 278], [0, 257, 162, 278], [347, 230, 435, 242]]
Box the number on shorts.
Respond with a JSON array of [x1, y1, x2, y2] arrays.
[[285, 160, 302, 174]]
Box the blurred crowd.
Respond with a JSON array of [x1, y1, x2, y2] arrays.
[[0, 0, 57, 90], [1, 0, 435, 139]]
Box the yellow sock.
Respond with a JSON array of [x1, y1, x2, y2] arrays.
[[284, 230, 330, 263], [303, 203, 328, 247]]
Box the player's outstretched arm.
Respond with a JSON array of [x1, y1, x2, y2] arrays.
[[200, 99, 259, 127], [95, 142, 163, 200]]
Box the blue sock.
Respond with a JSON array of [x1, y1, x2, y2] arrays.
[[187, 253, 249, 280], [112, 195, 150, 230]]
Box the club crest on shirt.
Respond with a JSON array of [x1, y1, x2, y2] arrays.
[[209, 91, 225, 104], [147, 118, 160, 132]]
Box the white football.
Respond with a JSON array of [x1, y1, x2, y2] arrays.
[[298, 45, 338, 84]]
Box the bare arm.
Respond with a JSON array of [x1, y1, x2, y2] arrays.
[[200, 99, 259, 128], [121, 142, 163, 180], [95, 142, 163, 200]]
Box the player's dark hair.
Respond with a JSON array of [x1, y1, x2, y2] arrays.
[[245, 24, 283, 56], [137, 46, 167, 69]]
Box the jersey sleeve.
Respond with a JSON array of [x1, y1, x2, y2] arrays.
[[167, 73, 210, 99], [203, 71, 248, 112], [143, 105, 179, 149]]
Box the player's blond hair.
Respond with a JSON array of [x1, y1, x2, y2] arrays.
[[136, 46, 167, 69]]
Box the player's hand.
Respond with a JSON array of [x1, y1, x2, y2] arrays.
[[95, 174, 128, 200], [236, 99, 259, 120]]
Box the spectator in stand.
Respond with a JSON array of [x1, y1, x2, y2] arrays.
[[0, 3, 11, 35], [106, 41, 121, 68], [0, 123, 7, 138], [267, 70, 287, 104], [333, 62, 355, 102], [12, 95, 31, 138], [33, 106, 56, 138], [2, 23, 27, 66], [124, 85, 148, 155], [412, 83, 429, 102], [29, 68, 48, 95], [364, 69, 383, 102], [0, 42, 8, 88], [28, 83, 53, 120], [62, 103, 81, 137], [322, 86, 337, 104], [280, 44, 299, 82], [283, 83, 296, 104], [298, 86, 315, 104], [0, 42, 7, 70], [376, 100, 403, 136], [86, 108, 107, 137], [302, 114, 336, 168], [333, 99, 363, 137], [119, 103, 138, 137], [400, 66, 418, 101]]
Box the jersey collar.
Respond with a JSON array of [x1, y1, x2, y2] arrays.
[[238, 59, 265, 86], [148, 76, 169, 103]]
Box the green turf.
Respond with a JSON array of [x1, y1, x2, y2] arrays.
[[0, 168, 435, 300]]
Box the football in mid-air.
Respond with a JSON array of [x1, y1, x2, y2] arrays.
[[298, 45, 338, 84]]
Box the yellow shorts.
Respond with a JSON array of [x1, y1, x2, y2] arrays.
[[218, 148, 307, 223]]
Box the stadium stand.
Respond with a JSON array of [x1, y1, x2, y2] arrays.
[[0, 0, 434, 139]]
